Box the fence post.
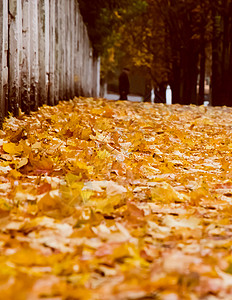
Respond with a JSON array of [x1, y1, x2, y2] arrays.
[[49, 0, 55, 106], [58, 0, 64, 100], [30, 0, 39, 111], [54, 0, 59, 105], [87, 33, 92, 96], [74, 3, 80, 96], [38, 0, 49, 106], [65, 0, 70, 100], [60, 0, 65, 100], [79, 18, 83, 95], [70, 0, 75, 99], [93, 56, 101, 98], [0, 0, 8, 124], [45, 0, 49, 103], [21, 0, 30, 114], [8, 0, 22, 116]]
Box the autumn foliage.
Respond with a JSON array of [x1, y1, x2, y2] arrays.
[[0, 97, 232, 299]]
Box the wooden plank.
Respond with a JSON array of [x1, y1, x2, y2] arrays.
[[70, 0, 74, 99], [8, 0, 22, 116], [66, 0, 71, 100], [54, 0, 59, 104], [0, 0, 8, 123], [96, 57, 101, 97], [0, 0, 3, 120], [64, 0, 68, 99], [45, 0, 50, 103], [88, 39, 93, 96], [49, 0, 55, 106], [82, 24, 86, 95], [79, 18, 84, 95], [58, 0, 64, 100], [74, 1, 79, 96], [38, 0, 49, 106], [63, 0, 68, 100], [59, 0, 65, 100], [29, 0, 39, 111], [38, 0, 46, 106], [84, 27, 90, 96], [93, 56, 101, 97], [87, 30, 92, 96], [21, 0, 30, 114]]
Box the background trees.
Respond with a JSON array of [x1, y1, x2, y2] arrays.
[[211, 0, 232, 106], [80, 0, 232, 106]]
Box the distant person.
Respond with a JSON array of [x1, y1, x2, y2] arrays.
[[119, 68, 130, 100]]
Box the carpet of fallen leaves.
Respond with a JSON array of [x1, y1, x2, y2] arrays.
[[0, 97, 232, 300]]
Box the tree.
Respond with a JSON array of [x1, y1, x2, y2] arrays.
[[78, 0, 115, 56], [78, 0, 147, 90], [117, 0, 169, 97], [211, 0, 232, 106], [117, 0, 203, 104], [79, 0, 232, 106], [78, 0, 145, 56]]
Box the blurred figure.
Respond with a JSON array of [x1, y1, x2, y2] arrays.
[[119, 68, 130, 100]]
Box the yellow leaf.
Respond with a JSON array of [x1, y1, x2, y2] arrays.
[[17, 157, 28, 169], [3, 142, 23, 155], [37, 190, 61, 211], [71, 161, 93, 175], [151, 182, 188, 203], [65, 173, 82, 186], [80, 127, 92, 140], [0, 198, 11, 211], [9, 169, 22, 179], [90, 194, 124, 213], [10, 249, 47, 266], [29, 153, 53, 172], [80, 189, 93, 203], [97, 149, 111, 159]]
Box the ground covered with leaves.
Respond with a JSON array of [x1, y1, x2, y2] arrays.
[[0, 98, 232, 299]]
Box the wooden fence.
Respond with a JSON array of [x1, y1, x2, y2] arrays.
[[0, 0, 100, 124]]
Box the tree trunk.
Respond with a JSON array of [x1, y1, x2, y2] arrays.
[[171, 60, 181, 104], [181, 41, 198, 105], [211, 5, 222, 106], [228, 2, 232, 106], [199, 25, 206, 106], [222, 0, 232, 106]]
